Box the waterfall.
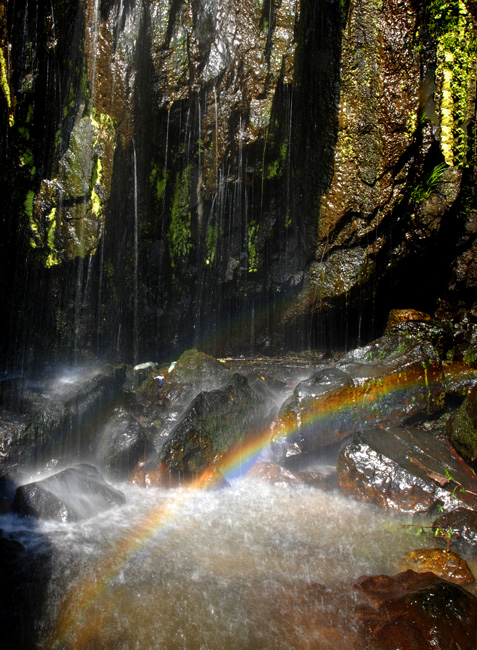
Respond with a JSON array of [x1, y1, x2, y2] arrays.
[[133, 141, 139, 366]]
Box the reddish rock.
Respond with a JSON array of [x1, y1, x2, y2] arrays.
[[337, 426, 477, 514], [271, 335, 444, 466], [403, 548, 474, 585], [355, 570, 477, 650]]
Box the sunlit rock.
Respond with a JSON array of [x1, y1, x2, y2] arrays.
[[337, 426, 477, 514], [246, 461, 303, 488], [403, 548, 474, 585], [271, 335, 445, 466], [13, 463, 125, 522]]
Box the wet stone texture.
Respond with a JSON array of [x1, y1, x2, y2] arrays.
[[270, 334, 445, 467], [433, 508, 477, 555], [447, 383, 477, 461], [402, 548, 474, 585], [337, 426, 477, 514]]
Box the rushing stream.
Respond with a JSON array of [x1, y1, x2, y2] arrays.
[[0, 476, 449, 649]]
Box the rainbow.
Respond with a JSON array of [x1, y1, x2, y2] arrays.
[[46, 360, 442, 648]]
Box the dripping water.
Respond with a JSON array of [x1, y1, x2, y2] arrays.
[[133, 141, 139, 366]]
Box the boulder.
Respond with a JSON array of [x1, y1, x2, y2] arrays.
[[337, 426, 477, 514], [355, 570, 477, 650], [447, 383, 477, 460], [402, 548, 474, 585], [13, 365, 127, 467], [433, 508, 477, 554], [95, 407, 154, 479], [273, 570, 477, 650], [271, 335, 444, 466], [159, 349, 231, 409], [160, 373, 273, 479], [13, 464, 125, 521]]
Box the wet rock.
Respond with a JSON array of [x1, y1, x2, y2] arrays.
[[433, 508, 477, 554], [96, 407, 155, 479], [13, 464, 125, 521], [337, 426, 477, 514], [447, 383, 477, 461], [385, 309, 432, 330], [442, 362, 477, 399], [274, 570, 477, 650], [355, 570, 477, 650], [13, 365, 127, 467], [402, 548, 474, 585], [246, 461, 303, 488], [159, 349, 231, 409], [271, 335, 444, 466], [160, 373, 273, 478]]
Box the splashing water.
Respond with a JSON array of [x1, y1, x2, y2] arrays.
[[2, 478, 435, 650]]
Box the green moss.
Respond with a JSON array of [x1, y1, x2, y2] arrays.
[[46, 208, 59, 268], [248, 220, 259, 273], [150, 164, 168, 202], [0, 47, 14, 126], [427, 0, 477, 167], [168, 164, 193, 267], [206, 222, 218, 265]]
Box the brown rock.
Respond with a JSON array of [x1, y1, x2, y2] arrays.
[[403, 548, 474, 585], [355, 570, 477, 650], [386, 308, 432, 331]]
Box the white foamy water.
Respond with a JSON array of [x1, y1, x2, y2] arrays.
[[2, 480, 437, 649]]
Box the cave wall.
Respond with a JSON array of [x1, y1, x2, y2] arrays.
[[0, 0, 476, 367]]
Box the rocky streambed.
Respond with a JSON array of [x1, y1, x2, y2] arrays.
[[1, 310, 477, 648]]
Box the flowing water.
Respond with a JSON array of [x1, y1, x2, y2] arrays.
[[1, 476, 443, 650]]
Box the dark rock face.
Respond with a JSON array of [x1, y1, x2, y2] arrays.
[[270, 335, 445, 466], [337, 426, 477, 514], [0, 530, 52, 650], [2, 0, 477, 365], [13, 463, 125, 521], [433, 508, 477, 554], [447, 383, 477, 460]]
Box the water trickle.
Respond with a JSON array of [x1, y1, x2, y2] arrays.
[[133, 141, 139, 366]]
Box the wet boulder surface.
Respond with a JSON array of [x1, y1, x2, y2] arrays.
[[447, 383, 477, 461], [4, 365, 127, 469], [274, 570, 477, 650], [402, 548, 474, 585], [13, 463, 125, 522], [95, 406, 155, 479], [337, 426, 477, 514], [271, 334, 445, 466], [159, 372, 274, 479], [433, 508, 477, 555]]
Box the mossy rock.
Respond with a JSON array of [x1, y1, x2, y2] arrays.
[[448, 383, 477, 461]]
